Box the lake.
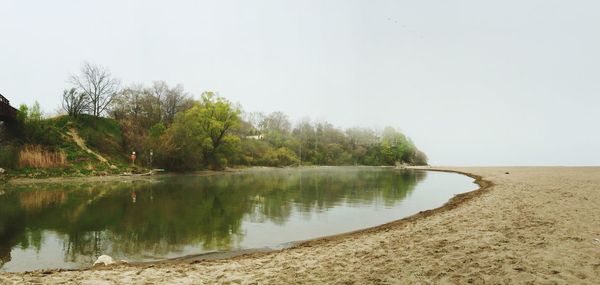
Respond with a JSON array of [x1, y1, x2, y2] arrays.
[[0, 167, 476, 272]]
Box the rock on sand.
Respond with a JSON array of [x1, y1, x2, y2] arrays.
[[93, 255, 115, 266]]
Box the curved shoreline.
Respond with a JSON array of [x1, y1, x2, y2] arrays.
[[138, 168, 488, 265], [3, 167, 489, 272], [4, 167, 599, 284], [286, 168, 491, 249]]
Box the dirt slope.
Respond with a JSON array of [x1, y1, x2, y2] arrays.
[[66, 128, 109, 164]]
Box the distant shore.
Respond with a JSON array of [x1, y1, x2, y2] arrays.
[[2, 167, 599, 284], [2, 165, 401, 186], [2, 167, 245, 185]]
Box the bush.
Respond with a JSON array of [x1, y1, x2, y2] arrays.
[[20, 120, 63, 147], [258, 147, 299, 167], [0, 145, 18, 169]]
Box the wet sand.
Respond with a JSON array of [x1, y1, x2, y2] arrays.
[[1, 167, 599, 284]]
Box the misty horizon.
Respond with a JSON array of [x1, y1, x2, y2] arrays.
[[2, 0, 599, 166]]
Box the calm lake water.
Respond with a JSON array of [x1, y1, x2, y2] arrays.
[[0, 167, 476, 272]]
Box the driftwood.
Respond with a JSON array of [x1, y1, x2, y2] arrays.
[[120, 169, 165, 176]]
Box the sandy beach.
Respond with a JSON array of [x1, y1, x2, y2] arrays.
[[1, 167, 599, 284]]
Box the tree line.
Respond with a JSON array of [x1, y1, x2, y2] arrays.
[[28, 62, 429, 170]]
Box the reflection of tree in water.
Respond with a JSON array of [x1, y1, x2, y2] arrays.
[[0, 193, 22, 268], [241, 167, 426, 222], [0, 193, 45, 268], [62, 231, 106, 266], [0, 168, 426, 268]]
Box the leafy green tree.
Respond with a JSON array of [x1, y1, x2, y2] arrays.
[[149, 122, 166, 139], [159, 107, 206, 170], [15, 102, 62, 147], [16, 104, 28, 124], [197, 92, 241, 168], [28, 102, 43, 121], [160, 92, 241, 170]]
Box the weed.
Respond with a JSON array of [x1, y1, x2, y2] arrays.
[[18, 145, 67, 168]]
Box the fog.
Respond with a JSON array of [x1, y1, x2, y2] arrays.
[[1, 0, 599, 166]]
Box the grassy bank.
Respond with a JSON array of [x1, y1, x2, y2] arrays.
[[0, 115, 144, 180]]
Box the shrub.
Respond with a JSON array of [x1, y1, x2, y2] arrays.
[[0, 145, 18, 169], [258, 147, 299, 167]]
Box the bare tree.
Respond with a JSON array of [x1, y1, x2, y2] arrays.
[[244, 112, 266, 132], [162, 84, 192, 124], [107, 82, 192, 128], [70, 62, 120, 117], [61, 88, 88, 117], [149, 81, 169, 121], [109, 85, 145, 121], [260, 111, 291, 134]]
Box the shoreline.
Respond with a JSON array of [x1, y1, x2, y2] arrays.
[[1, 165, 419, 185], [2, 167, 599, 283], [3, 168, 246, 185], [135, 167, 487, 266], [278, 167, 491, 250], [2, 167, 485, 271]]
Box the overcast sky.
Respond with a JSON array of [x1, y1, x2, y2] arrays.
[[1, 0, 599, 166]]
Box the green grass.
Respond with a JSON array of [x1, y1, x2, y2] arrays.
[[53, 114, 125, 160], [1, 115, 138, 179]]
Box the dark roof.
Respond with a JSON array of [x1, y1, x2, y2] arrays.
[[0, 94, 8, 104]]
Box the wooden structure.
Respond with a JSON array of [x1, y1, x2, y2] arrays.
[[0, 94, 18, 121]]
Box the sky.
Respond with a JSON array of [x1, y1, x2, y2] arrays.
[[1, 0, 599, 166]]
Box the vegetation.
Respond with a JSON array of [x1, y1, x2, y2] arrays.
[[0, 62, 428, 177], [17, 145, 66, 168], [0, 109, 128, 178], [69, 62, 120, 117]]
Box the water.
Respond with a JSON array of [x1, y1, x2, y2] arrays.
[[0, 167, 476, 272]]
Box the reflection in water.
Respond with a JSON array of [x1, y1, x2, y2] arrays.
[[0, 167, 436, 271]]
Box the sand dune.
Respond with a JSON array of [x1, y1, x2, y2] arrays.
[[2, 167, 599, 284]]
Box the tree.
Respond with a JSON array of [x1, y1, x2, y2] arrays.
[[243, 112, 266, 133], [413, 150, 428, 166], [148, 81, 168, 122], [70, 62, 120, 117], [61, 88, 87, 118], [16, 102, 62, 146], [111, 82, 191, 126], [346, 127, 378, 164], [161, 83, 192, 124], [159, 110, 204, 170], [257, 112, 294, 150], [260, 112, 291, 134], [293, 120, 313, 161], [161, 92, 241, 170], [16, 101, 42, 123], [16, 104, 28, 124], [28, 101, 43, 121], [197, 92, 241, 168], [109, 85, 145, 122]]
